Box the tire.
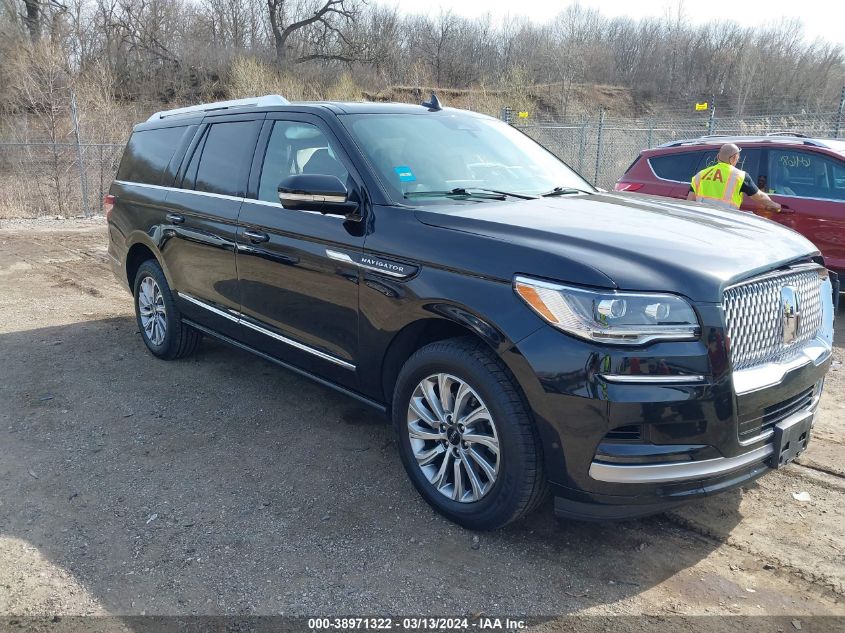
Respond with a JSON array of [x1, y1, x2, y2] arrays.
[[133, 259, 201, 360], [392, 337, 548, 530]]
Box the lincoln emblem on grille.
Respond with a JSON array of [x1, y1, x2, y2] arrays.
[[780, 285, 801, 344]]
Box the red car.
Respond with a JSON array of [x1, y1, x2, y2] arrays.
[[616, 135, 845, 276]]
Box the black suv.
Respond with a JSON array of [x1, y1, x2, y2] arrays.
[[107, 95, 837, 529]]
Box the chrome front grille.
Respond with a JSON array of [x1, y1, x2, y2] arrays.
[[723, 267, 824, 371]]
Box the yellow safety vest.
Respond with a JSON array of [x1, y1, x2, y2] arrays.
[[691, 162, 745, 209]]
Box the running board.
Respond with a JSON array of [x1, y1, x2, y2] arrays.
[[182, 318, 387, 414]]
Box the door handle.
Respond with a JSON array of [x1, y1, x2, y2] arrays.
[[778, 203, 795, 215], [243, 229, 270, 243], [166, 213, 185, 224]]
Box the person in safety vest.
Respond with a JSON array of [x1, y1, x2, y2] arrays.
[[687, 143, 780, 212]]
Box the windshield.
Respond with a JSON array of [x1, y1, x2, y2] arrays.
[[343, 112, 595, 203]]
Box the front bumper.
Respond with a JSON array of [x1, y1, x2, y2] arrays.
[[501, 295, 833, 521], [588, 401, 816, 485]]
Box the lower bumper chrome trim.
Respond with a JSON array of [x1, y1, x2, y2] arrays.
[[599, 374, 706, 384], [592, 400, 816, 483], [589, 443, 774, 484]]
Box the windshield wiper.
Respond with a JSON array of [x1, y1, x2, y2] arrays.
[[404, 187, 537, 201], [470, 187, 538, 200], [541, 186, 594, 197]]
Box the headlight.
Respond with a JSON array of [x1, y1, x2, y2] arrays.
[[513, 276, 700, 345]]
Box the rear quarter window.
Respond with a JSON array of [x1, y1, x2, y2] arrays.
[[647, 152, 701, 182], [116, 126, 191, 185]]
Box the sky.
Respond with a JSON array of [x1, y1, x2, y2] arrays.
[[389, 0, 845, 47]]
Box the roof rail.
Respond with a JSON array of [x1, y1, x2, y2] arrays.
[[657, 134, 832, 149], [147, 95, 290, 122], [766, 131, 809, 138]]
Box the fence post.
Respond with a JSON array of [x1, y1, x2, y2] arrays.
[[594, 108, 605, 186], [577, 117, 587, 174], [70, 92, 91, 217], [707, 104, 716, 135], [835, 86, 845, 139], [501, 106, 513, 125], [647, 118, 654, 149]]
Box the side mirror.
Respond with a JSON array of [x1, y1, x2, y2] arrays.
[[277, 174, 361, 220]]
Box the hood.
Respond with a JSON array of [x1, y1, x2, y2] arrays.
[[413, 192, 820, 303]]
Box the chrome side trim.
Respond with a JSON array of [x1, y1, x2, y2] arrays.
[[113, 180, 245, 203], [114, 180, 170, 191], [244, 199, 325, 215], [326, 249, 410, 278], [183, 318, 385, 413], [173, 189, 245, 203], [238, 318, 355, 370], [589, 442, 775, 484], [179, 292, 240, 323], [176, 292, 355, 370], [599, 374, 707, 384], [326, 249, 354, 264]]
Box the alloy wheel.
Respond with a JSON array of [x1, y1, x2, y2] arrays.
[[138, 275, 167, 346], [406, 373, 500, 503]]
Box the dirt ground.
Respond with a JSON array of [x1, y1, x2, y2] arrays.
[[0, 218, 843, 624]]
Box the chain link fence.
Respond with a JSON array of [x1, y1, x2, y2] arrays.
[[0, 141, 124, 219], [2, 102, 845, 218], [508, 108, 845, 191]]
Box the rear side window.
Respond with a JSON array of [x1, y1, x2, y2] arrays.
[[192, 121, 258, 197], [648, 152, 700, 182], [116, 126, 190, 185]]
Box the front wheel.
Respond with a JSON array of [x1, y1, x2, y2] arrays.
[[392, 337, 548, 530]]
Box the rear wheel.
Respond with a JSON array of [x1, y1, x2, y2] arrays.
[[393, 337, 547, 530], [133, 260, 201, 359]]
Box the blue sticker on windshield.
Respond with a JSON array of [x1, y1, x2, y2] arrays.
[[394, 166, 416, 182]]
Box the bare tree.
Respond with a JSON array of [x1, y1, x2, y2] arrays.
[[266, 0, 360, 68], [8, 42, 74, 213]]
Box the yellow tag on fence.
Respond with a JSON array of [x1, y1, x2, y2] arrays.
[[695, 102, 708, 111], [518, 111, 529, 118]]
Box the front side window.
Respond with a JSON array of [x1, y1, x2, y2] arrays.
[[258, 121, 349, 203], [695, 148, 761, 183], [343, 113, 593, 203], [767, 149, 845, 201]]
